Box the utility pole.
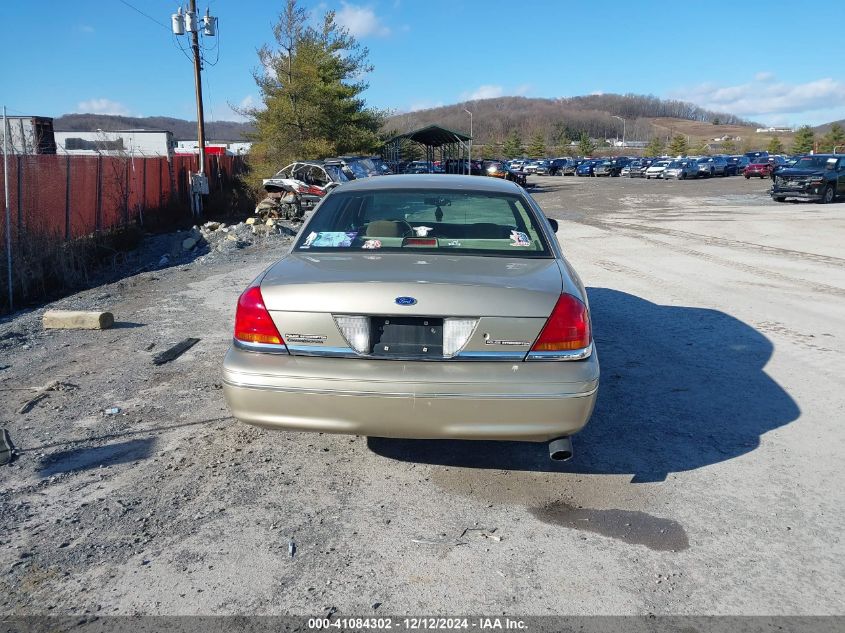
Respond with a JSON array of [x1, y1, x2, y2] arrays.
[[189, 0, 206, 180], [2, 106, 12, 311], [464, 108, 473, 175], [612, 115, 625, 154], [172, 3, 216, 216]]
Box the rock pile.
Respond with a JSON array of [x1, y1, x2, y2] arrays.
[[157, 215, 306, 268]]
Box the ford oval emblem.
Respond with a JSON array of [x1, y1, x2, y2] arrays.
[[395, 296, 417, 306]]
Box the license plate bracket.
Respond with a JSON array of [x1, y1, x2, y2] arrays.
[[370, 317, 443, 358]]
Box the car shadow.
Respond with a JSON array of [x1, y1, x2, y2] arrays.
[[39, 437, 155, 477], [367, 287, 800, 482]]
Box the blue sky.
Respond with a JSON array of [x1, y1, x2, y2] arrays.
[[2, 1, 844, 127]]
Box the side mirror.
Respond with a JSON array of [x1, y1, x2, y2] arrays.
[[547, 218, 559, 233]]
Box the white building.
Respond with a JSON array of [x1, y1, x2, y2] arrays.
[[175, 140, 252, 155], [54, 129, 175, 157], [0, 115, 57, 154], [756, 127, 794, 134]]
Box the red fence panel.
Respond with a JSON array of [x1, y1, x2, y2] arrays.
[[68, 155, 99, 237], [0, 154, 20, 245], [20, 155, 67, 238], [1, 153, 246, 244]]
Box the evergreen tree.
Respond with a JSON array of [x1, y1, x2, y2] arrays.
[[791, 125, 815, 154], [502, 131, 524, 158], [480, 143, 498, 160], [668, 134, 688, 156], [693, 141, 711, 156], [527, 132, 546, 157], [577, 132, 596, 157], [767, 136, 784, 154], [721, 138, 737, 154], [245, 0, 385, 188], [551, 121, 574, 148], [644, 137, 664, 157], [402, 140, 423, 162], [819, 123, 845, 153]]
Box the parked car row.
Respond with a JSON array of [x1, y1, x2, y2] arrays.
[[495, 151, 844, 203], [492, 151, 811, 182]]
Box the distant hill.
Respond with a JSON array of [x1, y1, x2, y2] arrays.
[[53, 114, 253, 141], [386, 94, 760, 147], [815, 119, 844, 133]]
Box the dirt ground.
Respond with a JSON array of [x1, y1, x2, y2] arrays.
[[1, 174, 844, 617]]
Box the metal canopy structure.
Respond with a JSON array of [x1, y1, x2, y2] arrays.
[[383, 124, 472, 174]]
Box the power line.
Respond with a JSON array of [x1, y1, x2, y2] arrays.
[[173, 32, 194, 63], [200, 20, 220, 67], [117, 0, 170, 31]]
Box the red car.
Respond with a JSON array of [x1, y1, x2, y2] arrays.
[[744, 156, 786, 179]]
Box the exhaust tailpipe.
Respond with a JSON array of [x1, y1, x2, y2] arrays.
[[549, 437, 573, 462]]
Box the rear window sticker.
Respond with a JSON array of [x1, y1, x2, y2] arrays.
[[510, 230, 531, 247], [309, 232, 358, 247], [302, 231, 318, 248], [362, 239, 382, 250]]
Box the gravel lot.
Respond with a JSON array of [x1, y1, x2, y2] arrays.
[[1, 174, 844, 616]]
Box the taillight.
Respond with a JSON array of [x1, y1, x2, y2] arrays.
[[530, 294, 591, 354], [234, 286, 284, 345]]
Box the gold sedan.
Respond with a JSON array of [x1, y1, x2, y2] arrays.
[[223, 175, 599, 461]]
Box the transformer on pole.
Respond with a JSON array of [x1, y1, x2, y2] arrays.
[[171, 3, 216, 216]]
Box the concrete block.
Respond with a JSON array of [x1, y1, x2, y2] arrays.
[[43, 310, 114, 330]]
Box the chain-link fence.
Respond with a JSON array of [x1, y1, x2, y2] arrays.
[[0, 153, 246, 312]]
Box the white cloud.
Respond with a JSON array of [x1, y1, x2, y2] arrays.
[[461, 85, 504, 101], [335, 3, 390, 38], [216, 95, 260, 122], [669, 75, 845, 123], [76, 99, 131, 116], [754, 71, 774, 82], [404, 100, 444, 113], [77, 24, 95, 34]]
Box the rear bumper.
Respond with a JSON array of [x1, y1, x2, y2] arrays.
[[222, 345, 599, 442]]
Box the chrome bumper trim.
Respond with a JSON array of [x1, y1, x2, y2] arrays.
[[223, 378, 598, 400], [526, 342, 593, 361], [233, 339, 289, 354]]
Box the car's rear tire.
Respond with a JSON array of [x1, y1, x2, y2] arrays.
[[745, 175, 750, 179], [820, 186, 835, 204], [774, 196, 786, 202], [679, 173, 686, 180]]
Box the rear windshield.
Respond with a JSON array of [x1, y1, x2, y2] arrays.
[[793, 156, 836, 170], [295, 189, 551, 257]]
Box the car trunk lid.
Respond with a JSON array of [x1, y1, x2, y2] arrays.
[[259, 253, 565, 359]]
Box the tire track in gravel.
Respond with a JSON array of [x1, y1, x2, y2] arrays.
[[573, 218, 845, 298], [578, 218, 845, 267]]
